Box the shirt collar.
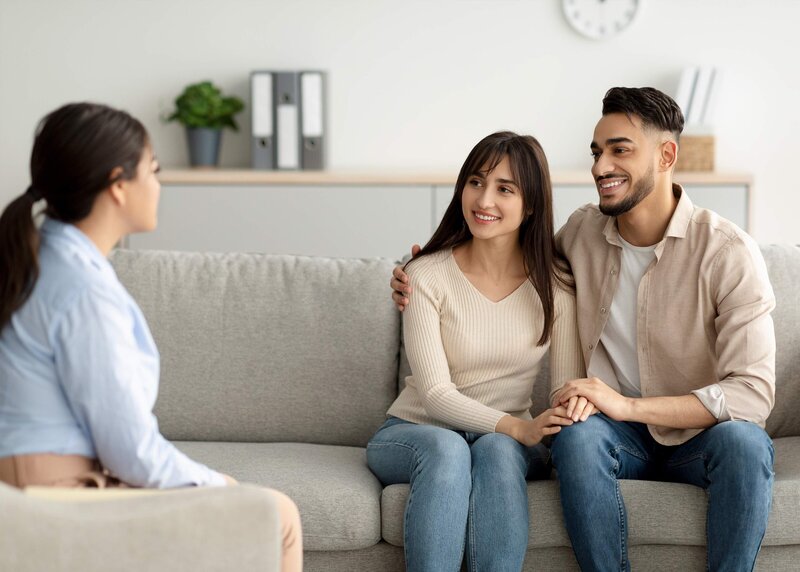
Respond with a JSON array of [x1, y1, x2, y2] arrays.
[[602, 183, 692, 249], [40, 217, 115, 275]]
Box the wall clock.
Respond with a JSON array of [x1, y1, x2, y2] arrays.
[[562, 0, 641, 40]]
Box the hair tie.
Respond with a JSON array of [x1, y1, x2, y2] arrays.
[[25, 186, 43, 202]]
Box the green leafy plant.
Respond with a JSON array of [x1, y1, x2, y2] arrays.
[[167, 81, 245, 131]]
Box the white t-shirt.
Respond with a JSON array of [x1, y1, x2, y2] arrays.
[[598, 236, 656, 398]]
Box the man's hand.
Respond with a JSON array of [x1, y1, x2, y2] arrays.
[[565, 395, 597, 422], [496, 406, 575, 447], [391, 244, 421, 311], [553, 377, 633, 422]]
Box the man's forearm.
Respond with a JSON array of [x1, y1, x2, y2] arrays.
[[627, 394, 717, 429]]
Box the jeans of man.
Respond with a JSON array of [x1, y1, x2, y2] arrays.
[[366, 416, 550, 572], [550, 413, 774, 572]]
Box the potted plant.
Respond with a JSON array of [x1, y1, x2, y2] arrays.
[[167, 81, 244, 167]]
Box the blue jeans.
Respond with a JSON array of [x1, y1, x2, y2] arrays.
[[551, 414, 774, 572], [366, 416, 550, 572]]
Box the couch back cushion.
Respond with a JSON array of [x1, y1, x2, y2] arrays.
[[762, 245, 800, 437], [111, 250, 400, 447]]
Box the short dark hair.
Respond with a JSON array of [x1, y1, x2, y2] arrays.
[[602, 87, 684, 140]]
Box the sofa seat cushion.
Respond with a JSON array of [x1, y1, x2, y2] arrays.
[[174, 441, 382, 551], [382, 435, 800, 548]]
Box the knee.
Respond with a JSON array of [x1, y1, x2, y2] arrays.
[[271, 490, 303, 547], [707, 422, 774, 473], [415, 429, 471, 481], [470, 433, 525, 476], [550, 415, 609, 465]]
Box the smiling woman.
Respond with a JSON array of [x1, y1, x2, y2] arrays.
[[365, 131, 587, 571]]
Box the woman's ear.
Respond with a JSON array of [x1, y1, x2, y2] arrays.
[[106, 167, 127, 206]]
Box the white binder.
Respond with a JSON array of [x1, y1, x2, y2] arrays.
[[251, 72, 274, 169], [301, 72, 325, 170], [275, 72, 301, 170]]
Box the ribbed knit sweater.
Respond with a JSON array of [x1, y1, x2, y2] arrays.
[[387, 248, 585, 434]]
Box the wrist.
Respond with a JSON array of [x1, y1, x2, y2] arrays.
[[624, 397, 638, 421], [495, 415, 520, 440]]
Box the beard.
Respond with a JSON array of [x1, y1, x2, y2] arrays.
[[598, 165, 655, 217]]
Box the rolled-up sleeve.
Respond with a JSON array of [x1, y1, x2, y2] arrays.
[[710, 236, 776, 425], [52, 287, 225, 488]]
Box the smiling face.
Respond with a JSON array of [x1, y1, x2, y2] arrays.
[[590, 112, 660, 217], [461, 155, 526, 243]]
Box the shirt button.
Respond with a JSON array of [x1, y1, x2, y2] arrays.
[[610, 268, 617, 276], [600, 307, 607, 314], [588, 344, 594, 351]]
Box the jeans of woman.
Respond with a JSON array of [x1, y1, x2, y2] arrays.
[[366, 416, 550, 572]]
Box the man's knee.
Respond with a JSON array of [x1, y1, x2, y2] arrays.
[[705, 421, 774, 472]]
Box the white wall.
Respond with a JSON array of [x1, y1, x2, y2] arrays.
[[1, 0, 798, 242]]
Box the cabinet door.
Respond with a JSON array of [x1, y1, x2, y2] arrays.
[[128, 185, 433, 259]]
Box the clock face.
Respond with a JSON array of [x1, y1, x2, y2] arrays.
[[562, 0, 641, 40]]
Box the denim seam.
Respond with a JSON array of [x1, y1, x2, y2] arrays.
[[468, 489, 477, 572], [610, 450, 628, 572]]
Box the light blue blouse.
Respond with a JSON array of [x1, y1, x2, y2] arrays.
[[0, 218, 224, 488]]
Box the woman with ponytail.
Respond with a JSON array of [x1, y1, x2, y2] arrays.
[[0, 103, 302, 571]]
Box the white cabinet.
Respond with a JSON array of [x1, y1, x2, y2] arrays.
[[129, 184, 433, 260], [130, 171, 750, 259]]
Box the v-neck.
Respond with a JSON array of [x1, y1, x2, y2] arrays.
[[447, 249, 529, 305]]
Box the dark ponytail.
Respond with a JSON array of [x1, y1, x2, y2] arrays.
[[0, 102, 147, 330]]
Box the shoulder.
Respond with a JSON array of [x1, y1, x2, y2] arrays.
[[405, 248, 451, 281], [556, 204, 608, 253], [686, 207, 762, 265]]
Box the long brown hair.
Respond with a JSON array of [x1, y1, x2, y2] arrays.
[[0, 103, 147, 330], [409, 131, 568, 346]]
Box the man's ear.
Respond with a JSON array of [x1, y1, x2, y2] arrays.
[[107, 167, 126, 206], [659, 140, 678, 171]]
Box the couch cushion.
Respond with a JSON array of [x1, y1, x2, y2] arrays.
[[111, 250, 400, 446], [381, 435, 800, 548], [762, 245, 800, 438], [174, 441, 382, 551]]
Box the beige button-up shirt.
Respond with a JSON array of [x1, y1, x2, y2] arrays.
[[552, 186, 776, 445]]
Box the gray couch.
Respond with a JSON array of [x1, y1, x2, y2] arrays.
[[36, 245, 800, 570]]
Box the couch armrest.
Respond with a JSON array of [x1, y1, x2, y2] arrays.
[[0, 482, 280, 572]]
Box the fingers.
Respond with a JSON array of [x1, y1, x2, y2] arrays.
[[548, 415, 574, 426], [392, 291, 408, 311], [411, 244, 421, 256], [570, 396, 588, 422], [580, 403, 595, 422], [566, 396, 578, 418], [542, 426, 562, 436]]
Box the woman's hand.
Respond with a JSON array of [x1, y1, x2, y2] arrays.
[[496, 407, 575, 447]]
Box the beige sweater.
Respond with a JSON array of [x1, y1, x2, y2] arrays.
[[387, 248, 585, 434]]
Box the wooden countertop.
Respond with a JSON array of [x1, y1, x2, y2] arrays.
[[158, 169, 752, 187]]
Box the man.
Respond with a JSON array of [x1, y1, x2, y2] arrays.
[[391, 87, 775, 571]]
